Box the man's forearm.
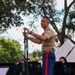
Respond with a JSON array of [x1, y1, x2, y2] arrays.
[[31, 32, 43, 40], [27, 36, 42, 44]]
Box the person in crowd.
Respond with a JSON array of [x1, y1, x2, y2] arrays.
[[23, 16, 56, 75], [59, 56, 73, 75]]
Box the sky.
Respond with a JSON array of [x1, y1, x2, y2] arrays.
[[0, 16, 42, 53], [0, 0, 73, 53]]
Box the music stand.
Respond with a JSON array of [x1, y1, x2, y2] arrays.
[[54, 62, 64, 75]]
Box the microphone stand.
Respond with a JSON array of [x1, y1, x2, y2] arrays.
[[19, 29, 29, 75]]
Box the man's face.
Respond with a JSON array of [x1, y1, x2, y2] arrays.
[[41, 18, 50, 28]]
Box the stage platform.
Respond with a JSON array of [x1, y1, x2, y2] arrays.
[[0, 61, 75, 75]]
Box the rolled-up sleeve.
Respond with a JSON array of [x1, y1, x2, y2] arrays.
[[44, 30, 54, 39]]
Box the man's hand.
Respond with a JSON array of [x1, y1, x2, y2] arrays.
[[23, 27, 30, 34], [22, 27, 31, 38]]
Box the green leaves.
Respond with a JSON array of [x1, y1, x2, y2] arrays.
[[66, 11, 75, 30], [0, 37, 23, 63], [32, 50, 42, 58]]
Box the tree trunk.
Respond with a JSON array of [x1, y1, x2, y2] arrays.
[[60, 0, 75, 45], [60, 0, 67, 45]]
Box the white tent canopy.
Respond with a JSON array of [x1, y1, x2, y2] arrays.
[[55, 39, 75, 62], [67, 46, 75, 62]]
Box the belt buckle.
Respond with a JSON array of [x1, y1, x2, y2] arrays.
[[42, 51, 45, 53]]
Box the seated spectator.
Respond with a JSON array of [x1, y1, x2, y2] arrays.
[[59, 56, 73, 75]]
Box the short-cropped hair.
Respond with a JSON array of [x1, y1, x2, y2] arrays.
[[43, 16, 50, 21]]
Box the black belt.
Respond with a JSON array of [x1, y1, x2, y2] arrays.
[[42, 48, 54, 53]]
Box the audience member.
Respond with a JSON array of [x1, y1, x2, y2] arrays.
[[59, 56, 73, 75]]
